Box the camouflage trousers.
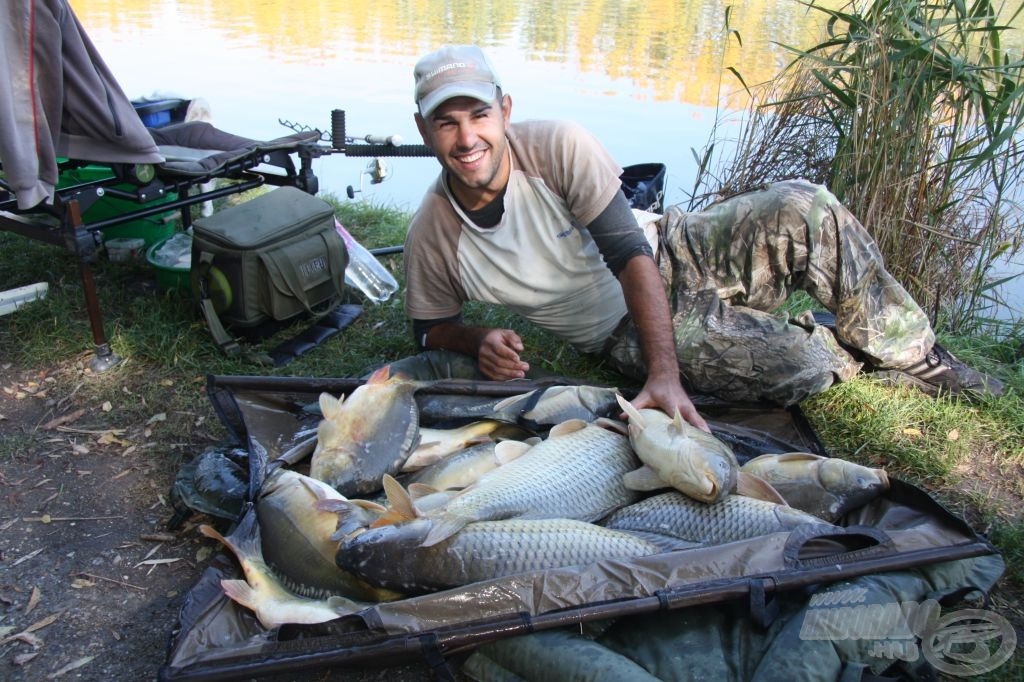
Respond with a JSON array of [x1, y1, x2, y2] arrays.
[[606, 179, 934, 406]]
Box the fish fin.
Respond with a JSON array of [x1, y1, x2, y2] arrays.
[[401, 446, 444, 471], [408, 482, 440, 498], [381, 474, 421, 520], [594, 416, 628, 435], [623, 465, 671, 491], [318, 392, 345, 421], [670, 409, 687, 434], [366, 365, 392, 384], [494, 440, 532, 464], [316, 418, 341, 446], [776, 452, 824, 462], [615, 394, 646, 429], [220, 579, 259, 611], [492, 393, 528, 412], [548, 418, 589, 437], [326, 595, 364, 614], [421, 515, 471, 547], [736, 471, 789, 505], [350, 499, 388, 513]]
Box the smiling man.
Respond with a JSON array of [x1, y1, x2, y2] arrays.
[[401, 44, 1002, 424]]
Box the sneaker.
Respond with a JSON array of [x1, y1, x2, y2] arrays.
[[876, 343, 1004, 399]]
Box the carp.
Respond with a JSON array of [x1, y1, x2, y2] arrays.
[[199, 510, 365, 629], [616, 396, 783, 505], [401, 439, 534, 491], [256, 468, 402, 602], [602, 491, 831, 546], [739, 452, 890, 522], [402, 420, 535, 471], [336, 517, 660, 594], [309, 365, 420, 496], [415, 419, 642, 547], [489, 385, 624, 428]]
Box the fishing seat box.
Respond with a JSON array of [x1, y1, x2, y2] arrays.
[[191, 187, 347, 349]]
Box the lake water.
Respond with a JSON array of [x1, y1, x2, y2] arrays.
[[72, 0, 1023, 319]]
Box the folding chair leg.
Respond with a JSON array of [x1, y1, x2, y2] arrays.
[[67, 200, 121, 372]]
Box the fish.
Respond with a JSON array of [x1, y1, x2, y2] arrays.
[[400, 439, 534, 491], [308, 365, 420, 496], [489, 385, 625, 428], [255, 468, 403, 602], [415, 419, 642, 546], [336, 517, 660, 594], [601, 491, 831, 546], [198, 510, 365, 629], [401, 420, 535, 471], [616, 396, 785, 505], [739, 452, 890, 522]]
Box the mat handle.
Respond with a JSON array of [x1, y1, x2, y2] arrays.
[[783, 524, 896, 569]]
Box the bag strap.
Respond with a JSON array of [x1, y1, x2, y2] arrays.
[[195, 251, 242, 356]]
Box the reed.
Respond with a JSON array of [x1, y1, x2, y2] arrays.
[[695, 0, 1024, 334]]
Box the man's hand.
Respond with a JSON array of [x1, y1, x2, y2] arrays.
[[477, 328, 530, 380], [629, 373, 709, 433]]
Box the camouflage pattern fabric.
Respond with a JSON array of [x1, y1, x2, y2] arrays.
[[606, 180, 934, 406]]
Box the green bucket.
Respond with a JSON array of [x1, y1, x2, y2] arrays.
[[146, 234, 192, 293]]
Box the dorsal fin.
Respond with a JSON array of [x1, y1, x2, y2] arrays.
[[548, 418, 588, 438], [494, 440, 532, 464], [670, 409, 687, 434], [408, 482, 439, 498], [736, 472, 788, 505], [615, 394, 646, 429]]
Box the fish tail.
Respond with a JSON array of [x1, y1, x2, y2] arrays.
[[382, 474, 422, 521], [318, 392, 346, 421], [421, 515, 471, 547]]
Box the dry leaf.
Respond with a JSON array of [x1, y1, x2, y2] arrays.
[[101, 401, 113, 412], [133, 558, 181, 568], [159, 379, 174, 387], [71, 577, 96, 589], [25, 587, 41, 615], [13, 651, 40, 666], [146, 412, 167, 425], [48, 655, 95, 678], [71, 443, 90, 455], [902, 428, 923, 437], [947, 429, 960, 441]]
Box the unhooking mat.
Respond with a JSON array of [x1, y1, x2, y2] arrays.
[[158, 370, 1008, 682]]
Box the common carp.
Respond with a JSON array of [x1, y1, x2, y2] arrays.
[[309, 365, 420, 496], [616, 396, 783, 505], [402, 420, 535, 471], [602, 491, 831, 546], [401, 439, 534, 491], [489, 385, 624, 428], [417, 419, 642, 546], [337, 517, 660, 594], [256, 469, 402, 601], [739, 452, 890, 522], [199, 510, 365, 629]]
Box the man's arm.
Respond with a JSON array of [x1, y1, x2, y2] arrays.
[[415, 318, 530, 380], [587, 192, 708, 431], [616, 255, 708, 431]]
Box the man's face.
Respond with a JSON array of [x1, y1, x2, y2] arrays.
[[416, 94, 512, 210]]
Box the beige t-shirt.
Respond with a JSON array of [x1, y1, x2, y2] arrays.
[[403, 120, 629, 353]]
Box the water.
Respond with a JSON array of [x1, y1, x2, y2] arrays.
[[71, 0, 1024, 320]]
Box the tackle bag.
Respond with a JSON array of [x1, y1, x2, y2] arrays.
[[191, 187, 349, 357]]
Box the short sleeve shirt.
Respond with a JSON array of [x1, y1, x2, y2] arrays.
[[403, 120, 629, 353]]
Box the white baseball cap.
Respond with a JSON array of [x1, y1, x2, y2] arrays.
[[414, 45, 502, 117]]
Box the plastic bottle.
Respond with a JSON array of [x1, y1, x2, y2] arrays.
[[334, 218, 399, 303]]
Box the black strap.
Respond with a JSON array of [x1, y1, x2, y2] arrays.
[[417, 632, 456, 682]]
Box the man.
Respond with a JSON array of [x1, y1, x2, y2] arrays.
[[402, 45, 1001, 429]]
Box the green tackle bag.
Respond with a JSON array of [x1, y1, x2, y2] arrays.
[[191, 187, 348, 357]]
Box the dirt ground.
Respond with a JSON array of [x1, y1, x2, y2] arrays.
[[0, 360, 439, 681]]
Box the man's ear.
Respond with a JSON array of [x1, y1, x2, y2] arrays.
[[501, 94, 512, 124], [414, 113, 432, 148]]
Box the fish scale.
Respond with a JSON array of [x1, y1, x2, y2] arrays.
[[420, 421, 641, 546], [339, 517, 660, 594], [602, 491, 831, 545]]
